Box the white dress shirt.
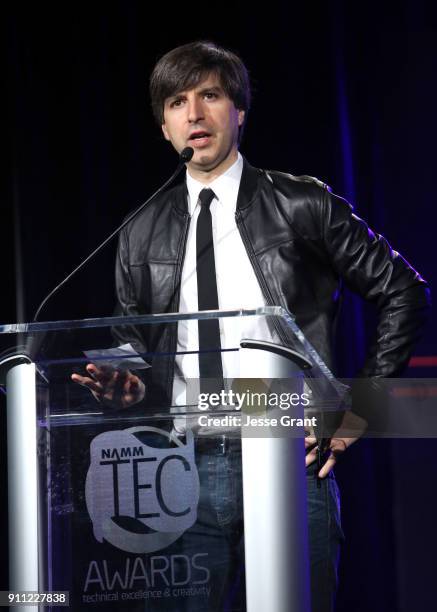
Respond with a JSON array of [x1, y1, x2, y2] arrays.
[[172, 153, 278, 412]]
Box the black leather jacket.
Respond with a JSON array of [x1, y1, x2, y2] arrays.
[[114, 158, 430, 406]]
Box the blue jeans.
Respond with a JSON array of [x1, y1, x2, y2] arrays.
[[306, 461, 344, 612], [164, 442, 343, 612]]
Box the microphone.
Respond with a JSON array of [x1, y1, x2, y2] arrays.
[[32, 147, 194, 323], [179, 147, 194, 163]]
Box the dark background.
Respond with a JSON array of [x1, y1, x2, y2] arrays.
[[2, 1, 436, 610]]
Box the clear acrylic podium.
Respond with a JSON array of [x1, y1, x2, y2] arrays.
[[0, 307, 347, 612]]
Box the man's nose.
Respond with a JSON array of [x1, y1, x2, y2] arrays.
[[187, 97, 204, 123]]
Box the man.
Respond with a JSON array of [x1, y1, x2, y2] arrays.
[[73, 41, 429, 611]]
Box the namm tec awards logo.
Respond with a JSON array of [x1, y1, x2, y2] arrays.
[[85, 427, 200, 553]]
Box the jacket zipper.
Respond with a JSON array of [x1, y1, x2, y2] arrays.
[[235, 210, 291, 347]]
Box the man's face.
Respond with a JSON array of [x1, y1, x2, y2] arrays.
[[161, 73, 245, 179]]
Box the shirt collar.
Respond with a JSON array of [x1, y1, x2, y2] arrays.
[[186, 152, 243, 214]]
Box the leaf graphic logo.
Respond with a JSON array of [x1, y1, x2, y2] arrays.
[[85, 427, 199, 553]]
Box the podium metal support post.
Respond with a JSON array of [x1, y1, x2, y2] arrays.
[[7, 363, 39, 595]]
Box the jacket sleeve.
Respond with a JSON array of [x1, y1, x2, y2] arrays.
[[317, 187, 430, 378]]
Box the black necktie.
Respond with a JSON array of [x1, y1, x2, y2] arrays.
[[196, 188, 224, 391]]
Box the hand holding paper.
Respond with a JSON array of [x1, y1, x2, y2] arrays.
[[71, 343, 148, 408]]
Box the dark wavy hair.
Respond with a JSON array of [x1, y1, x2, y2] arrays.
[[149, 41, 251, 141]]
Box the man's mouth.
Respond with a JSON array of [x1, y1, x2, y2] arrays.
[[188, 131, 212, 146]]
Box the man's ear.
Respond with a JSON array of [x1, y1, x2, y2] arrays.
[[237, 109, 245, 127], [161, 123, 170, 141]]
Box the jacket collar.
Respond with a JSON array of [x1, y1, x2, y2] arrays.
[[236, 157, 262, 210], [172, 172, 189, 215]]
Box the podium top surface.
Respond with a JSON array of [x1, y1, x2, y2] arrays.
[[0, 306, 348, 402], [0, 305, 352, 420], [0, 306, 286, 334]]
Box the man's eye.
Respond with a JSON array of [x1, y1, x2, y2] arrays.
[[170, 98, 184, 108], [204, 92, 218, 100]]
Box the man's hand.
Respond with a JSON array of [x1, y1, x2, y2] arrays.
[[305, 435, 356, 478], [71, 364, 145, 408], [305, 410, 367, 478]]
